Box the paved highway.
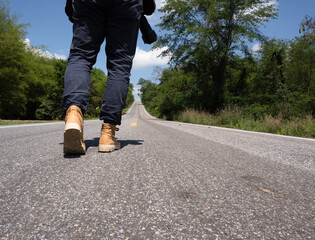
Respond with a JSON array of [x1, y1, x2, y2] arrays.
[[1, 102, 314, 239]]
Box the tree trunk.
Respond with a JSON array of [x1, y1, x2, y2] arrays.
[[307, 55, 312, 96], [212, 58, 227, 112]]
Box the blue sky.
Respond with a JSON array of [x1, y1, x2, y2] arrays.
[[8, 0, 315, 99]]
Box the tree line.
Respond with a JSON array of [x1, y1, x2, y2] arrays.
[[0, 0, 134, 120], [139, 0, 314, 121]]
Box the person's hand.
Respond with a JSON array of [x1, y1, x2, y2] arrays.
[[143, 0, 156, 16]]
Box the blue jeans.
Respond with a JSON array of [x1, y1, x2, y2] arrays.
[[63, 0, 142, 125]]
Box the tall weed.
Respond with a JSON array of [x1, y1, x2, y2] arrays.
[[177, 108, 315, 138]]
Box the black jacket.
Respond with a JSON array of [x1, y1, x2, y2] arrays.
[[65, 0, 156, 22], [65, 0, 73, 22]]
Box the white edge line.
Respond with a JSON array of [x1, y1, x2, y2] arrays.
[[141, 104, 315, 143]]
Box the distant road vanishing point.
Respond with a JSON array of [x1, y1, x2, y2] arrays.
[[1, 101, 314, 239]]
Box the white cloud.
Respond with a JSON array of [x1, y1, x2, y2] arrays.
[[133, 46, 170, 69], [133, 88, 141, 95], [38, 51, 67, 60], [23, 38, 67, 60], [155, 0, 166, 10], [243, 0, 278, 17], [23, 38, 31, 46], [251, 43, 262, 52], [133, 88, 140, 93], [53, 53, 67, 60]]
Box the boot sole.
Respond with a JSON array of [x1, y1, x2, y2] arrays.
[[98, 143, 121, 152], [64, 123, 86, 155]]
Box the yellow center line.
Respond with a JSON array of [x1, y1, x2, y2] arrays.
[[130, 106, 140, 126]]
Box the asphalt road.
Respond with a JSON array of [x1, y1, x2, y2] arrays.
[[1, 102, 314, 239]]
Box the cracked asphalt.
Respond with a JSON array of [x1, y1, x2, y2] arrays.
[[0, 102, 314, 239]]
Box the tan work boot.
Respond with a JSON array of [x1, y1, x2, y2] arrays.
[[63, 105, 86, 154], [98, 123, 121, 152]]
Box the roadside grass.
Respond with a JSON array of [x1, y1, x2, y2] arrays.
[[177, 108, 315, 139], [122, 108, 129, 115], [1, 103, 134, 125], [0, 120, 56, 125], [84, 117, 99, 120], [122, 101, 134, 115]]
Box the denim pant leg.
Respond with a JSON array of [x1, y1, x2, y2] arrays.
[[63, 0, 106, 114], [99, 0, 142, 125]]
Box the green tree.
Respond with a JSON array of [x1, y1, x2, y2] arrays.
[[138, 78, 158, 107], [252, 39, 288, 97], [138, 69, 198, 119], [0, 1, 124, 120], [299, 15, 314, 40], [156, 0, 278, 111], [0, 0, 28, 118], [156, 69, 198, 119], [296, 15, 314, 97], [35, 59, 66, 120], [287, 37, 314, 97], [0, 0, 55, 119], [225, 51, 256, 105], [85, 68, 108, 118], [125, 83, 135, 109], [285, 17, 315, 116]]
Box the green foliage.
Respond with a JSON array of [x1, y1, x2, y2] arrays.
[[35, 59, 66, 120], [85, 68, 108, 118], [138, 70, 196, 119], [299, 15, 314, 39], [138, 78, 158, 107], [90, 68, 107, 94], [156, 0, 278, 111], [244, 103, 268, 120], [0, 0, 28, 118], [251, 39, 288, 96], [0, 120, 51, 125], [125, 83, 135, 109], [287, 36, 314, 97], [178, 108, 315, 138], [141, 13, 314, 134], [0, 0, 58, 119]]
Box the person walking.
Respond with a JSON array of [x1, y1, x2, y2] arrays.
[[62, 0, 143, 154]]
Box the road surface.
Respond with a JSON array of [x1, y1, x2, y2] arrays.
[[1, 102, 314, 239]]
